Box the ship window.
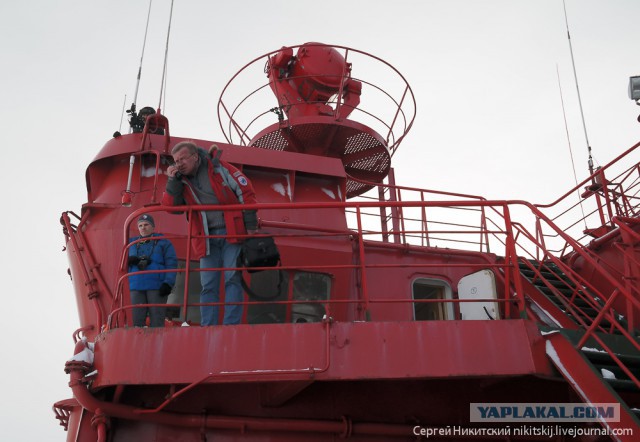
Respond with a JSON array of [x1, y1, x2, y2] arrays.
[[246, 270, 289, 324], [246, 271, 331, 324], [412, 279, 452, 321], [167, 264, 332, 325], [292, 272, 330, 323]]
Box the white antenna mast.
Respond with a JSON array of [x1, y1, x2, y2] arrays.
[[118, 94, 127, 133], [557, 65, 588, 229], [563, 0, 594, 176], [157, 0, 175, 112], [131, 0, 154, 114]]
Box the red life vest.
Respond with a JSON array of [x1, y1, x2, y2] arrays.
[[161, 152, 257, 258]]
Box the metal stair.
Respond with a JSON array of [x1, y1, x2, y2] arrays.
[[545, 331, 640, 439], [564, 329, 640, 422], [516, 256, 640, 436], [519, 260, 630, 334]]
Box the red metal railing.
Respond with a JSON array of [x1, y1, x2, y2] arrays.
[[535, 140, 640, 255], [349, 170, 491, 250], [105, 192, 638, 387], [106, 204, 623, 329], [108, 197, 637, 317], [110, 200, 520, 327]]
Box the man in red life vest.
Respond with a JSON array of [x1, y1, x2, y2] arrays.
[[163, 141, 257, 325]]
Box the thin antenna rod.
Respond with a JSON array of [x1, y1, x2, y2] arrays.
[[563, 0, 594, 175], [162, 55, 169, 112], [557, 64, 588, 229], [118, 94, 127, 132], [158, 0, 175, 111], [132, 0, 154, 111]]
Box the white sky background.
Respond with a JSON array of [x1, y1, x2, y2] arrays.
[[0, 0, 639, 440]]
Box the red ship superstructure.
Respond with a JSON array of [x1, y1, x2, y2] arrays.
[[54, 43, 640, 441]]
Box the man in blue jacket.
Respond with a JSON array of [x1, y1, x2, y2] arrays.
[[128, 214, 177, 327]]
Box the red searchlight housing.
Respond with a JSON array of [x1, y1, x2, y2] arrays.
[[289, 43, 352, 103]]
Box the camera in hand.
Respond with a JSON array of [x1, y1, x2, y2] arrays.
[[137, 255, 151, 270]]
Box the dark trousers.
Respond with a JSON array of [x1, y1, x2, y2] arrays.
[[131, 290, 166, 327]]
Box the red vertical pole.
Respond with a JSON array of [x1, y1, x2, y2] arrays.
[[387, 169, 401, 244], [355, 206, 370, 320], [182, 207, 194, 323], [503, 205, 526, 318]]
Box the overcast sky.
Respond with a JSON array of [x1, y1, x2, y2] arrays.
[[1, 1, 639, 440]]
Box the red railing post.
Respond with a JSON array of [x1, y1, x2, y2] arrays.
[[420, 191, 430, 248], [502, 205, 526, 318], [355, 206, 370, 320], [479, 206, 489, 253], [182, 207, 194, 323]]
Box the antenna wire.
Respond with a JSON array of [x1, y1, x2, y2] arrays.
[[158, 0, 175, 111], [563, 0, 594, 175]]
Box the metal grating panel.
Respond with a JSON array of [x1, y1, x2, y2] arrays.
[[251, 129, 288, 150], [344, 131, 381, 154], [250, 121, 391, 197]]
